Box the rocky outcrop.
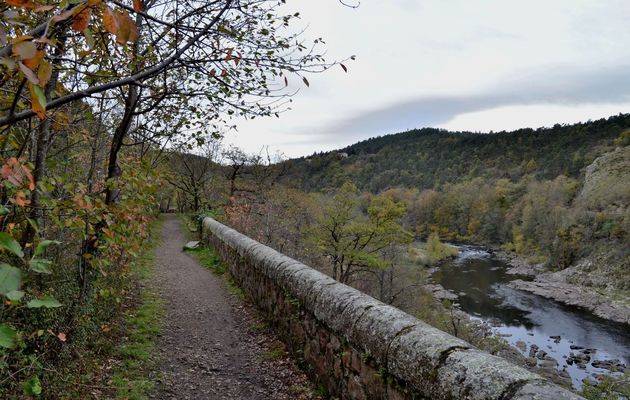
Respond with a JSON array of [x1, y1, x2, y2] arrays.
[[202, 217, 584, 400], [578, 146, 630, 208], [509, 278, 630, 325]]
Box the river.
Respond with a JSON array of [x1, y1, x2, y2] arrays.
[[431, 245, 630, 390]]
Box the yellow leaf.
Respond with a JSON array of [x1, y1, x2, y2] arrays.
[[34, 5, 54, 12], [10, 35, 34, 44], [37, 60, 52, 86], [115, 11, 138, 44], [19, 62, 39, 84], [22, 50, 44, 70], [28, 82, 46, 119]]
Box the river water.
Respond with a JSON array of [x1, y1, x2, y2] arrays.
[[431, 245, 630, 389]]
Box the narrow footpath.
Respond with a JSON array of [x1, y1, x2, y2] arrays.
[[151, 214, 317, 400]]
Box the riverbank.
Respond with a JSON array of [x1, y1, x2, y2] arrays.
[[491, 249, 630, 326], [508, 277, 630, 326], [421, 281, 576, 389], [429, 246, 630, 395]]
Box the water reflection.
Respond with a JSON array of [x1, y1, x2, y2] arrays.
[[432, 246, 630, 388]]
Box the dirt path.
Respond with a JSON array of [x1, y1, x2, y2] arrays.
[[151, 214, 316, 400]]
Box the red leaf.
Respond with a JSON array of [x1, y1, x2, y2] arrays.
[[132, 0, 143, 12], [57, 332, 66, 342], [72, 7, 91, 32], [102, 7, 118, 34], [2, 158, 35, 190], [14, 191, 29, 206], [5, 0, 38, 9]]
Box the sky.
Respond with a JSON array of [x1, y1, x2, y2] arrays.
[[223, 0, 630, 158]]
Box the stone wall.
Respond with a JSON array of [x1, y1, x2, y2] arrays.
[[202, 217, 583, 400]]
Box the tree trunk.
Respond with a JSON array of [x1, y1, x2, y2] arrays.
[[22, 39, 65, 247], [105, 85, 138, 205]]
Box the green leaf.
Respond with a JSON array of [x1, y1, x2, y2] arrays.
[[83, 28, 95, 49], [6, 290, 24, 301], [22, 375, 42, 396], [30, 258, 52, 274], [0, 206, 9, 216], [27, 295, 62, 308], [31, 84, 47, 109], [0, 324, 17, 349], [0, 232, 24, 258], [0, 263, 21, 295], [34, 240, 60, 257]]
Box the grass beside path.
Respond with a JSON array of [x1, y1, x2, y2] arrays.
[[108, 216, 165, 400], [42, 216, 165, 399]]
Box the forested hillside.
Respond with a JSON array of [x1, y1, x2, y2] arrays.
[[285, 114, 629, 192], [172, 116, 629, 296]]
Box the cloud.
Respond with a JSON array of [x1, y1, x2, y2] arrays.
[[307, 63, 630, 144]]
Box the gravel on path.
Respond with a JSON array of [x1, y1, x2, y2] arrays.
[[151, 214, 318, 400]]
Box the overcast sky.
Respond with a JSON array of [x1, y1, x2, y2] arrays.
[[223, 0, 630, 158]]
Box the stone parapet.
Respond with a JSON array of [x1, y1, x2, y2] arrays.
[[202, 217, 583, 400]]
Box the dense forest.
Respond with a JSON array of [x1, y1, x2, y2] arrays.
[[269, 116, 630, 293], [285, 114, 629, 192], [172, 115, 629, 298]]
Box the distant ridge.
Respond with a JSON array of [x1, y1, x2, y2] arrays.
[[283, 114, 630, 192]]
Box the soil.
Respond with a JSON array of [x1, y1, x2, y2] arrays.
[[150, 214, 319, 400]]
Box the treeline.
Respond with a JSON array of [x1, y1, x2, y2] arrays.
[[173, 117, 629, 297], [284, 114, 629, 192], [270, 116, 629, 291]]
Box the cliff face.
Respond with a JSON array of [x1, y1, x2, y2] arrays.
[[509, 147, 630, 322], [568, 146, 630, 291], [578, 145, 630, 209]]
